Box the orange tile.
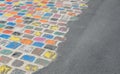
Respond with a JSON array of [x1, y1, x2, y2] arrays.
[[42, 6, 48, 8], [16, 19, 23, 23], [17, 24, 25, 27], [33, 15, 41, 19], [3, 30, 13, 34], [28, 11, 35, 14], [6, 0, 12, 2], [40, 19, 48, 23], [35, 8, 43, 11], [24, 30, 32, 34], [14, 15, 21, 18], [41, 0, 49, 3], [0, 4, 6, 6], [26, 4, 32, 6], [67, 12, 76, 16], [41, 0, 48, 1], [45, 40, 57, 45], [0, 28, 3, 32], [9, 11, 17, 15], [21, 39, 33, 45], [0, 57, 2, 60]]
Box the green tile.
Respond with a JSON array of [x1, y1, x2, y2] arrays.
[[0, 24, 5, 28], [25, 26, 34, 29], [21, 10, 27, 12], [54, 31, 65, 35], [0, 49, 13, 55]]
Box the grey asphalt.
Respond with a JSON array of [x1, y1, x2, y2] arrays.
[[34, 0, 120, 74]]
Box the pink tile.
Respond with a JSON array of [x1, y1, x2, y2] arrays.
[[34, 37, 46, 42], [7, 17, 16, 21], [21, 6, 27, 9]]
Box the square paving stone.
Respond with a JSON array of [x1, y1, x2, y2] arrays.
[[6, 42, 21, 49], [12, 52, 22, 58], [12, 60, 24, 67], [21, 55, 35, 62], [23, 34, 34, 39], [32, 48, 45, 56], [32, 42, 45, 48], [44, 44, 57, 50], [0, 49, 13, 55], [43, 34, 54, 39], [44, 29, 54, 33], [11, 69, 26, 74], [43, 51, 57, 59], [35, 58, 50, 66], [35, 27, 43, 31], [0, 56, 12, 64], [54, 31, 65, 36]]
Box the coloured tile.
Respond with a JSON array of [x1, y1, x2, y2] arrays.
[[21, 39, 33, 45], [43, 34, 54, 39], [32, 42, 44, 48], [45, 40, 57, 45], [43, 50, 57, 60], [0, 34, 10, 39], [6, 42, 21, 49], [0, 65, 11, 74], [21, 55, 35, 62], [25, 64, 38, 72], [0, 49, 13, 55]]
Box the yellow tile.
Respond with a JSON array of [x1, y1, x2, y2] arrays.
[[4, 13, 13, 17], [34, 31, 42, 36], [38, 3, 45, 6], [0, 65, 11, 74], [80, 3, 88, 7], [13, 2, 20, 5], [25, 64, 38, 71], [26, 13, 32, 17], [43, 51, 57, 60], [32, 22, 40, 26], [50, 25, 59, 31], [43, 8, 50, 12], [10, 36, 21, 41], [34, 0, 41, 2]]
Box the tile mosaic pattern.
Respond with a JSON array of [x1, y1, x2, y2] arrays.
[[0, 0, 89, 74]]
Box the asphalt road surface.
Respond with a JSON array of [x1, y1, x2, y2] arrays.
[[34, 0, 120, 74]]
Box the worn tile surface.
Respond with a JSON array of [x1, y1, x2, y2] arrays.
[[0, 0, 88, 74]]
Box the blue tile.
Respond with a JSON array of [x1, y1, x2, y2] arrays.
[[7, 22, 16, 26], [47, 4, 55, 7], [6, 2, 12, 4], [0, 13, 3, 16], [6, 42, 21, 49], [72, 5, 79, 8], [58, 8, 65, 10], [18, 13, 25, 16], [32, 42, 44, 47], [0, 34, 10, 39], [21, 55, 35, 62], [44, 13, 52, 17], [43, 34, 54, 39], [26, 2, 33, 4]]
